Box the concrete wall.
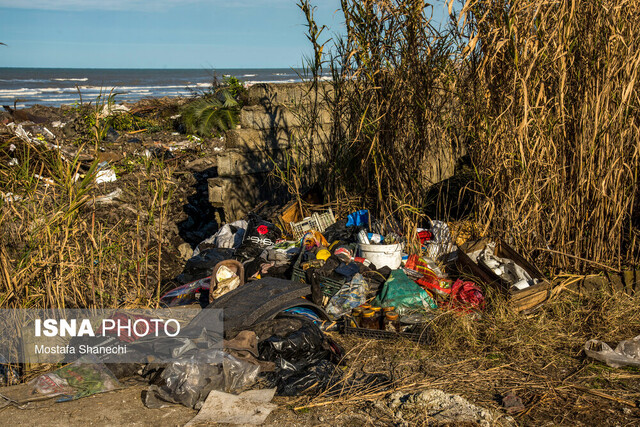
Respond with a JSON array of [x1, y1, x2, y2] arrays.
[[209, 82, 462, 222], [209, 83, 330, 221]]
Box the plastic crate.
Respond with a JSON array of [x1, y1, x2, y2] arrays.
[[342, 323, 432, 345], [290, 208, 335, 240], [291, 247, 345, 298]]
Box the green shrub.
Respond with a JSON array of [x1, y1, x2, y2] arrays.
[[181, 89, 240, 137]]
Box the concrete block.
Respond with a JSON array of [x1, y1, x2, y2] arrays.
[[243, 82, 333, 107], [208, 174, 289, 222], [239, 104, 331, 130]]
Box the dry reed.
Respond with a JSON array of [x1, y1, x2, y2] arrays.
[[0, 138, 175, 309], [462, 0, 640, 271]]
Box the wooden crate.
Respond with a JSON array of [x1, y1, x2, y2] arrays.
[[456, 240, 551, 312]]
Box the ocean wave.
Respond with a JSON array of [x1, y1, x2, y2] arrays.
[[0, 79, 49, 83], [244, 79, 299, 85], [52, 78, 89, 82], [40, 97, 79, 102], [0, 88, 42, 96], [39, 88, 67, 93], [78, 84, 188, 91], [242, 74, 257, 77]]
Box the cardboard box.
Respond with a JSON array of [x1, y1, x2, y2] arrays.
[[456, 240, 551, 312]]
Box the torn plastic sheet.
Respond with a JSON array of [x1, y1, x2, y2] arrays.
[[185, 388, 277, 426], [30, 355, 121, 401], [584, 335, 640, 368], [95, 162, 117, 184], [193, 219, 248, 256], [143, 350, 260, 409]]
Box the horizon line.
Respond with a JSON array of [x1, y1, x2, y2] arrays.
[[0, 66, 304, 70]]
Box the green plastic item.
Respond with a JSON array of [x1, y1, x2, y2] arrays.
[[373, 269, 437, 313]]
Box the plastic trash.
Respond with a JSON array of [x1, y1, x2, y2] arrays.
[[277, 359, 339, 396], [323, 218, 361, 243], [325, 273, 369, 319], [374, 269, 438, 313], [283, 307, 323, 324], [185, 389, 277, 426], [424, 220, 456, 261], [468, 242, 538, 289], [346, 210, 369, 227], [258, 320, 343, 395], [259, 323, 331, 369], [30, 355, 121, 401], [160, 276, 210, 307], [176, 247, 235, 284], [95, 161, 117, 184], [242, 214, 282, 248], [445, 279, 485, 312], [276, 360, 390, 397], [192, 220, 248, 256], [93, 188, 123, 205], [584, 335, 640, 368], [1, 192, 22, 203], [143, 350, 260, 409]]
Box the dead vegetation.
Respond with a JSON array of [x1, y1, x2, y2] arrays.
[[466, 0, 640, 272], [0, 139, 176, 308], [0, 1, 638, 424], [291, 0, 640, 273], [287, 282, 640, 424], [0, 97, 214, 309]]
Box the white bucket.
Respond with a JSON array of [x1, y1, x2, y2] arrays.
[[358, 243, 403, 270]]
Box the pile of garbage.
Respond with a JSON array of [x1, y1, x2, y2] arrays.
[[0, 204, 552, 422], [163, 208, 492, 329]]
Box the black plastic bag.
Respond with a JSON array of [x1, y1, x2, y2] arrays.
[[323, 219, 361, 244], [258, 323, 330, 369], [277, 359, 340, 396], [176, 248, 235, 284], [257, 318, 345, 396], [242, 214, 281, 248]]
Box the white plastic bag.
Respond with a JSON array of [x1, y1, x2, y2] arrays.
[[584, 335, 640, 368]]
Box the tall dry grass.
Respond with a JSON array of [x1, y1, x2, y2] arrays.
[[290, 0, 468, 239], [462, 0, 640, 271], [293, 0, 640, 271], [0, 138, 175, 309]]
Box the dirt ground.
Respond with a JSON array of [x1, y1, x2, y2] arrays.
[[2, 330, 640, 426]]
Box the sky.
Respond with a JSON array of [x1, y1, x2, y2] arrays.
[[0, 0, 344, 69]]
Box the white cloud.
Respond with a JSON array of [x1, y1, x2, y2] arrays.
[[0, 0, 291, 12]]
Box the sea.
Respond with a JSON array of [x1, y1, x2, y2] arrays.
[[0, 68, 326, 108]]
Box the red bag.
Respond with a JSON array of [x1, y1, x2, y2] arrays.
[[447, 279, 485, 312]]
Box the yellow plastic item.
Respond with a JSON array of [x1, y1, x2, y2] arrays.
[[316, 249, 331, 261]]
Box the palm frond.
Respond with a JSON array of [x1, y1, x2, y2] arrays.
[[181, 89, 240, 136]]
